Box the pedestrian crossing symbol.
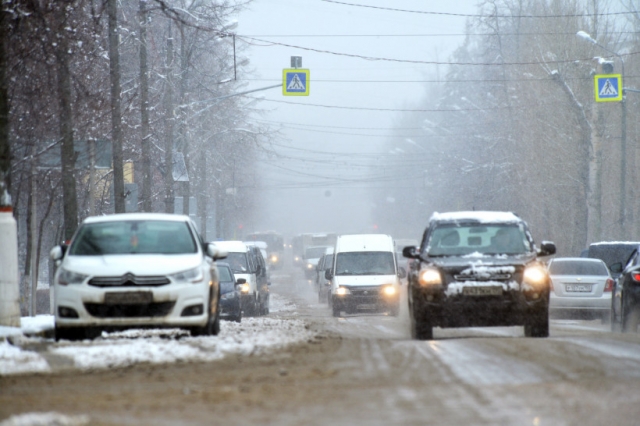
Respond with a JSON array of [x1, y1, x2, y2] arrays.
[[594, 74, 622, 102], [283, 69, 310, 96]]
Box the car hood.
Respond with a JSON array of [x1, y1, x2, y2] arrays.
[[334, 274, 398, 287], [425, 254, 537, 278], [62, 253, 204, 276]]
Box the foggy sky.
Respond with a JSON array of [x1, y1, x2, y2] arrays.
[[237, 0, 478, 239]]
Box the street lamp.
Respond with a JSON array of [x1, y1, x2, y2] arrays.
[[577, 30, 628, 232]]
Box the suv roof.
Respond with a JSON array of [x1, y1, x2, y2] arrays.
[[430, 211, 522, 224]]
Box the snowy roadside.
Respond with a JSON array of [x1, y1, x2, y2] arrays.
[[0, 293, 312, 376]]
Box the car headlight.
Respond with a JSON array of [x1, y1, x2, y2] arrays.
[[170, 267, 204, 283], [306, 263, 314, 269], [418, 268, 442, 286], [221, 292, 237, 300], [239, 283, 250, 293], [270, 255, 278, 262], [57, 268, 88, 285], [335, 287, 351, 295], [382, 285, 397, 296], [523, 265, 548, 288]]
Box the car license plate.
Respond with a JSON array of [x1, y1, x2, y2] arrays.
[[104, 291, 153, 304], [356, 304, 377, 310], [565, 284, 591, 293], [462, 286, 503, 296]]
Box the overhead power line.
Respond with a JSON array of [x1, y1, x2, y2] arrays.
[[246, 97, 535, 112], [238, 35, 640, 67], [321, 0, 636, 18]]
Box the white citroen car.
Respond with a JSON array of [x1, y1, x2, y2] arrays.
[[51, 213, 227, 340]]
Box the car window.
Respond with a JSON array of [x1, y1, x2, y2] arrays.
[[548, 260, 609, 276], [335, 252, 395, 276], [426, 223, 531, 256], [70, 220, 197, 255], [305, 247, 328, 259]]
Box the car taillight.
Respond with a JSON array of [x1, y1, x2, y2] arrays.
[[604, 278, 614, 292], [632, 273, 640, 282]]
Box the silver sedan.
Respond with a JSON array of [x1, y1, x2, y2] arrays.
[[548, 257, 613, 322]]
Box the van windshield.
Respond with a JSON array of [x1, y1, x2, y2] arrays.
[[335, 252, 395, 276]]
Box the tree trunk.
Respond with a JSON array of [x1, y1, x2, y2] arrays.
[[163, 22, 175, 214], [55, 3, 78, 241], [0, 4, 10, 208], [139, 0, 152, 212], [108, 0, 125, 213]]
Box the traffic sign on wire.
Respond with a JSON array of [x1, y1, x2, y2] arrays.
[[594, 74, 623, 102], [283, 69, 310, 96]]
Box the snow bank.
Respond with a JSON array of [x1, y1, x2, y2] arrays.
[[0, 412, 89, 426], [0, 294, 313, 376]]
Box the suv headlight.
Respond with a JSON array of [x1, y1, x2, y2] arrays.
[[523, 265, 548, 288], [170, 267, 204, 283], [418, 268, 442, 286], [57, 268, 88, 285]]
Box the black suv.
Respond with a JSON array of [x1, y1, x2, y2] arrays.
[[403, 211, 556, 340]]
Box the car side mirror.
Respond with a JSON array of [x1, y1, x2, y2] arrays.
[[325, 269, 333, 280], [402, 246, 419, 259], [206, 243, 228, 260], [50, 245, 64, 261], [236, 278, 247, 285], [537, 241, 556, 257], [398, 267, 407, 279], [610, 262, 623, 274]]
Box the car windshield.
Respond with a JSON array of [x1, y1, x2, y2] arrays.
[[226, 252, 249, 273], [335, 252, 395, 276], [426, 223, 531, 256], [305, 246, 328, 259], [69, 220, 197, 255], [549, 260, 608, 276]]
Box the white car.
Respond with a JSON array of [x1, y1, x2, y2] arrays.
[[548, 257, 613, 321], [212, 241, 266, 316], [51, 213, 227, 341]]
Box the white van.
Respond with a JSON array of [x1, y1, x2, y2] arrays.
[[327, 234, 405, 317]]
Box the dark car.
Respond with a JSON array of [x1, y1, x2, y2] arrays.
[[584, 241, 640, 279], [315, 251, 334, 303], [217, 262, 243, 322], [609, 247, 640, 332], [403, 211, 556, 340]]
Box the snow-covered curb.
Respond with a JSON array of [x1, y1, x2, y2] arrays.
[[0, 294, 313, 376]]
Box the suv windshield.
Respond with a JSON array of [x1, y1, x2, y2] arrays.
[[426, 223, 531, 256], [335, 252, 395, 276], [70, 220, 197, 255], [226, 252, 249, 273]]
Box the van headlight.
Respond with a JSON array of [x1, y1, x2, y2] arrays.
[[382, 285, 397, 296], [523, 265, 548, 288], [239, 283, 250, 293], [57, 268, 88, 285], [418, 268, 442, 286], [170, 267, 204, 283], [336, 287, 351, 296]]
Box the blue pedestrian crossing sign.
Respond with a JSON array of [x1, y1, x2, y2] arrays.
[[594, 74, 622, 102], [283, 69, 310, 96]]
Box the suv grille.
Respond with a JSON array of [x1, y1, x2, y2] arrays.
[[88, 274, 170, 287], [453, 273, 512, 281]]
